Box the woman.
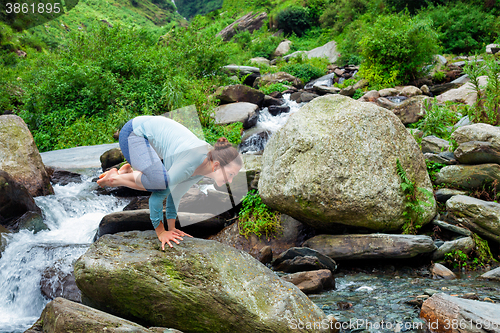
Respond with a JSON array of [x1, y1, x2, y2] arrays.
[[97, 115, 243, 250]]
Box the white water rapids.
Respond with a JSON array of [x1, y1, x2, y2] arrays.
[[0, 172, 129, 333]]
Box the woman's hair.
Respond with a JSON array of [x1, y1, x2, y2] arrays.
[[208, 137, 242, 167]]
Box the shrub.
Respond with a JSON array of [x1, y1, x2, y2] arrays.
[[250, 35, 281, 59], [423, 3, 499, 54], [259, 82, 288, 95], [277, 6, 315, 37], [412, 98, 460, 140], [319, 0, 372, 32], [280, 55, 328, 83], [238, 189, 282, 238], [357, 13, 439, 87]]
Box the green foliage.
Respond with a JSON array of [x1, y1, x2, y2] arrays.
[[280, 55, 328, 83], [426, 160, 446, 183], [259, 82, 288, 95], [352, 89, 364, 100], [203, 122, 243, 145], [423, 3, 499, 54], [357, 13, 439, 87], [396, 159, 434, 235], [432, 70, 446, 83], [444, 234, 496, 271], [444, 250, 469, 269], [333, 78, 357, 89], [238, 189, 282, 238], [249, 35, 281, 59], [319, 0, 374, 32], [411, 98, 460, 140], [463, 55, 500, 125], [277, 6, 315, 37]]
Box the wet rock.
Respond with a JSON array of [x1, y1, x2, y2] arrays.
[[257, 245, 273, 264], [26, 297, 161, 333], [297, 92, 319, 103], [302, 234, 437, 260], [217, 12, 267, 41], [123, 196, 150, 210], [258, 94, 436, 232], [401, 86, 422, 97], [421, 136, 450, 154], [274, 40, 291, 57], [392, 95, 429, 125], [100, 148, 124, 172], [432, 237, 474, 261], [268, 105, 290, 116], [0, 170, 44, 232], [281, 269, 335, 294], [434, 189, 468, 203], [452, 123, 500, 148], [263, 95, 284, 107], [241, 154, 262, 191], [40, 265, 81, 302], [424, 153, 458, 165], [478, 266, 500, 281], [420, 293, 500, 332], [49, 169, 83, 186], [215, 85, 265, 106], [436, 76, 488, 105], [209, 214, 314, 260], [0, 225, 10, 257], [74, 231, 332, 332], [432, 220, 473, 237], [272, 247, 337, 273], [0, 115, 53, 197], [454, 141, 500, 164], [430, 263, 456, 279], [238, 131, 269, 155], [214, 102, 259, 126], [254, 72, 303, 89], [446, 195, 500, 243], [434, 164, 500, 190]]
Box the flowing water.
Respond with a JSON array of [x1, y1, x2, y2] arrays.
[[0, 171, 129, 333]]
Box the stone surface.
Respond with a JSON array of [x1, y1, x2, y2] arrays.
[[452, 123, 500, 148], [281, 270, 335, 294], [40, 143, 120, 170], [302, 234, 437, 260], [446, 195, 500, 243], [214, 102, 259, 126], [49, 169, 83, 186], [424, 153, 458, 165], [215, 85, 265, 106], [100, 148, 124, 172], [421, 136, 450, 154], [284, 41, 339, 63], [0, 115, 53, 197], [25, 297, 162, 333], [400, 86, 423, 97], [379, 88, 398, 97], [434, 164, 500, 190], [436, 76, 488, 105], [486, 43, 500, 54], [209, 214, 314, 260], [478, 266, 500, 281], [217, 12, 268, 41], [430, 263, 456, 279], [392, 95, 429, 125], [357, 90, 379, 102], [454, 141, 500, 164], [222, 65, 260, 76], [74, 231, 331, 332], [40, 266, 82, 303], [0, 170, 43, 232], [258, 94, 436, 232], [434, 188, 468, 203], [432, 237, 474, 261], [274, 40, 292, 57], [249, 57, 270, 66], [272, 247, 337, 273], [254, 72, 303, 89], [432, 220, 473, 237], [420, 293, 500, 332]]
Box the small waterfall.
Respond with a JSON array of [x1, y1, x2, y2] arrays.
[[239, 94, 304, 154], [0, 173, 129, 333]]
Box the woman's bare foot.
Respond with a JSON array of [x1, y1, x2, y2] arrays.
[[97, 168, 118, 187], [118, 163, 133, 174]]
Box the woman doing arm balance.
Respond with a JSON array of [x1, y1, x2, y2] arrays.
[[97, 116, 243, 250]]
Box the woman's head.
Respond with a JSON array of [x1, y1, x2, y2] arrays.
[[207, 137, 243, 186]]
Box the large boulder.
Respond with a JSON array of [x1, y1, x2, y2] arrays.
[[0, 170, 44, 232], [253, 72, 303, 89], [451, 123, 500, 147], [446, 195, 500, 243], [100, 148, 124, 172], [25, 297, 170, 333], [272, 247, 337, 273], [391, 95, 429, 125], [420, 293, 500, 332], [302, 234, 437, 260], [214, 102, 259, 127], [284, 41, 339, 64], [215, 84, 265, 106], [0, 115, 53, 197], [74, 231, 333, 332], [217, 12, 268, 42], [258, 94, 436, 232], [436, 75, 488, 105], [281, 270, 335, 295], [434, 164, 500, 190], [453, 141, 500, 164], [274, 40, 292, 57]]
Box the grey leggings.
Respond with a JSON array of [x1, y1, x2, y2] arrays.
[[119, 119, 169, 191]]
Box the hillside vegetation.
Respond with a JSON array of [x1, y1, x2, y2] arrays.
[[0, 0, 499, 151]]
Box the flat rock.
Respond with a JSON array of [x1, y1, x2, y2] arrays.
[[420, 293, 500, 332], [434, 164, 500, 190], [40, 143, 120, 170], [436, 76, 488, 105], [454, 141, 500, 164], [214, 102, 259, 126], [452, 123, 500, 148], [446, 195, 500, 243], [302, 234, 437, 260], [434, 188, 468, 203], [284, 41, 339, 63], [421, 135, 450, 154], [430, 263, 456, 279], [74, 231, 332, 332], [478, 266, 500, 281], [281, 269, 335, 294], [272, 247, 337, 273], [249, 57, 270, 66], [432, 237, 474, 260], [215, 85, 265, 106], [432, 219, 473, 237]]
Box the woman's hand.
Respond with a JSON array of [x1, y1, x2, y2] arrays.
[[158, 230, 183, 250], [171, 228, 193, 239]]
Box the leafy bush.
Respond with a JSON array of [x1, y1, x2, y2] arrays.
[[319, 0, 372, 32], [357, 13, 439, 87], [423, 3, 499, 54], [280, 55, 328, 83], [259, 83, 288, 95], [412, 98, 460, 140], [250, 35, 281, 59], [203, 122, 243, 145], [277, 6, 315, 37], [432, 70, 446, 83], [238, 189, 282, 238]]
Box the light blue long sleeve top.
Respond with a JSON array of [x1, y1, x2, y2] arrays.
[[131, 116, 209, 229]]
